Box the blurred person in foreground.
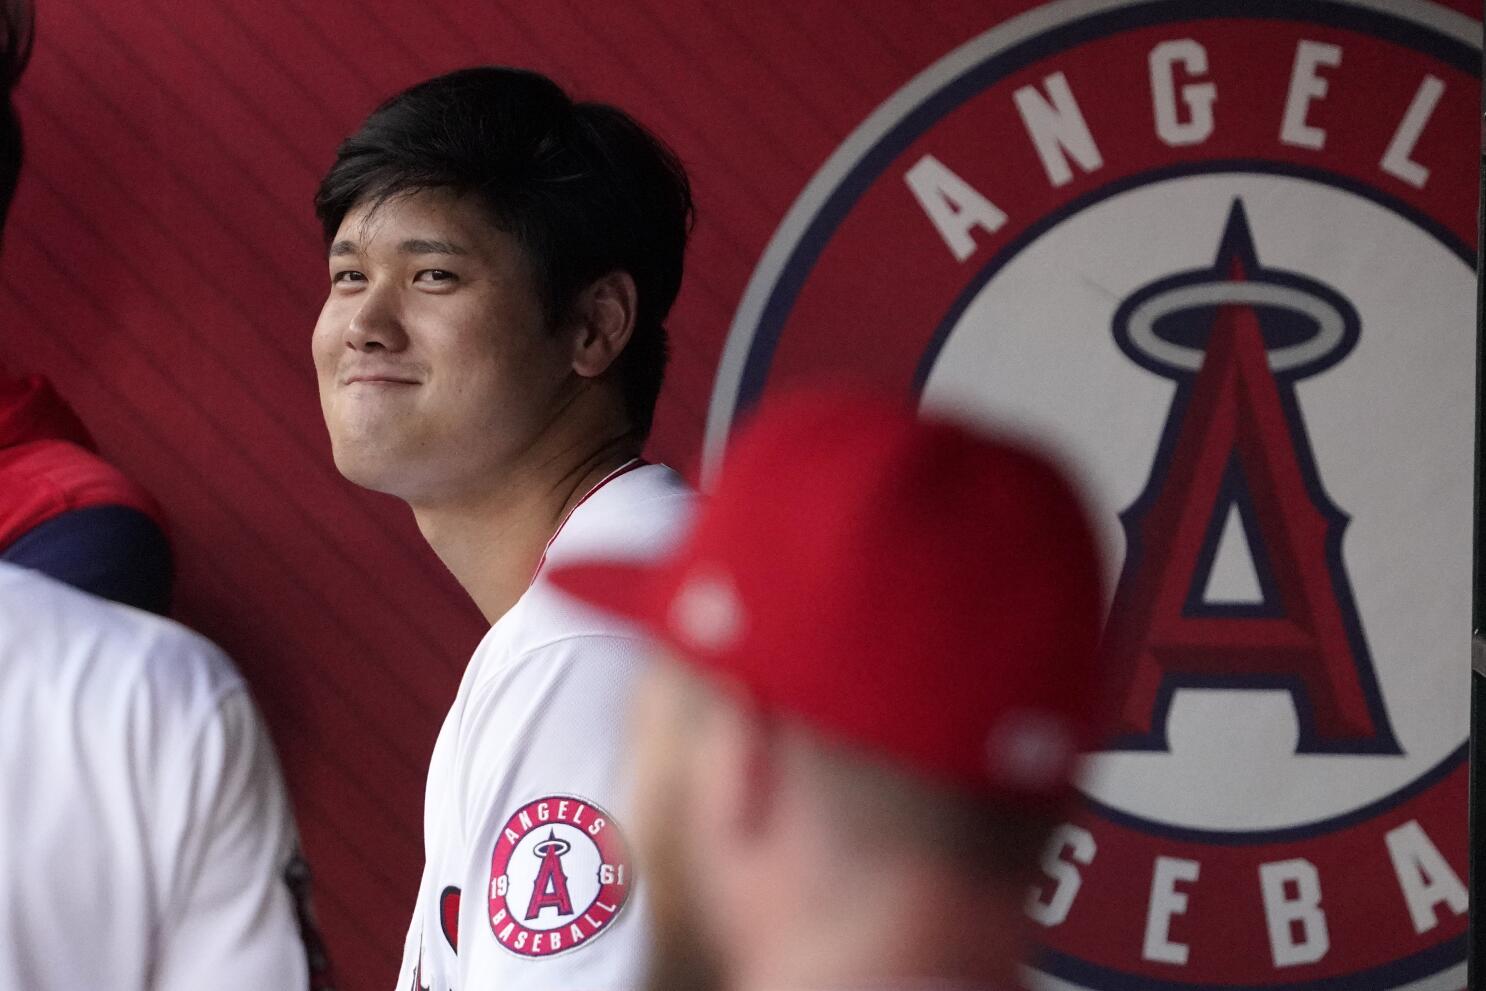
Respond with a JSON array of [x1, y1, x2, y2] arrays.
[[312, 67, 693, 989], [0, 0, 171, 614], [550, 389, 1110, 991], [0, 561, 334, 989]]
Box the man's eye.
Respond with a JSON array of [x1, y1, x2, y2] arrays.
[[415, 269, 457, 284], [331, 270, 366, 285]]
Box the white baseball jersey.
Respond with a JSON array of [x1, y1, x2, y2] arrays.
[[398, 461, 694, 991], [0, 561, 323, 990]]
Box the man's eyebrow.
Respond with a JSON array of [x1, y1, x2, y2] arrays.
[[399, 238, 468, 256], [326, 237, 469, 259]]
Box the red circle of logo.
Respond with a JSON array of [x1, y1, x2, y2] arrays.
[[487, 795, 633, 958]]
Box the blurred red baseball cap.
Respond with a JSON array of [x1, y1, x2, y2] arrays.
[[550, 387, 1109, 805]]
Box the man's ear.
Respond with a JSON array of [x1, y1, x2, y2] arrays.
[[570, 270, 638, 379], [697, 685, 778, 845]]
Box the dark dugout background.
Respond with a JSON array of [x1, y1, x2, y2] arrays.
[[2, 2, 1477, 990]]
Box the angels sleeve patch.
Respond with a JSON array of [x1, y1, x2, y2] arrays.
[[487, 795, 632, 958]]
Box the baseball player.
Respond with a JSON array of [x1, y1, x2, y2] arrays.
[[311, 68, 694, 989], [549, 389, 1110, 991], [0, 0, 172, 614], [0, 561, 333, 989]]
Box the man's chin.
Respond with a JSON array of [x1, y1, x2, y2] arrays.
[[329, 442, 424, 500]]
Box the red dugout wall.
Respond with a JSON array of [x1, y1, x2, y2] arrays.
[[4, 2, 1477, 989]]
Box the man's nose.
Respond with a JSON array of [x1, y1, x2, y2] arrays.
[[346, 286, 408, 352]]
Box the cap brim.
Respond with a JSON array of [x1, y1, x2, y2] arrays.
[[547, 560, 669, 634]]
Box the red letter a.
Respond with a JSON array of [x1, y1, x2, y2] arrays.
[[1104, 210, 1397, 755], [526, 833, 576, 920]]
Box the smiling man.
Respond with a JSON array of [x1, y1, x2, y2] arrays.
[[311, 68, 695, 991]]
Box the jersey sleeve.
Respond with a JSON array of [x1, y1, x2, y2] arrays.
[[455, 634, 651, 991], [1, 504, 173, 615], [150, 687, 324, 991]]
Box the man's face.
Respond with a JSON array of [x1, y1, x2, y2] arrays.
[[312, 187, 574, 504], [631, 658, 727, 991]]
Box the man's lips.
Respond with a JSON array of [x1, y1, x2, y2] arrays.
[[343, 372, 421, 385]]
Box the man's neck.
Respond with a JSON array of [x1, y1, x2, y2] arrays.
[[412, 432, 640, 625]]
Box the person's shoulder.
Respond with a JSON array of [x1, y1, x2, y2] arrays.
[[0, 437, 164, 549], [551, 462, 695, 565], [476, 601, 651, 688], [0, 562, 241, 713], [469, 464, 692, 675], [0, 436, 157, 511], [601, 461, 694, 510]]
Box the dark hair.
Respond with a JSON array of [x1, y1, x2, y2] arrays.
[[315, 67, 693, 441], [0, 0, 33, 230]]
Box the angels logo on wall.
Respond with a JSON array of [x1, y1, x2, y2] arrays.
[[706, 2, 1476, 987]]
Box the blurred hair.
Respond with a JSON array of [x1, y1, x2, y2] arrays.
[[314, 67, 693, 441], [670, 657, 1060, 889], [0, 0, 33, 230], [786, 721, 1060, 888]]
